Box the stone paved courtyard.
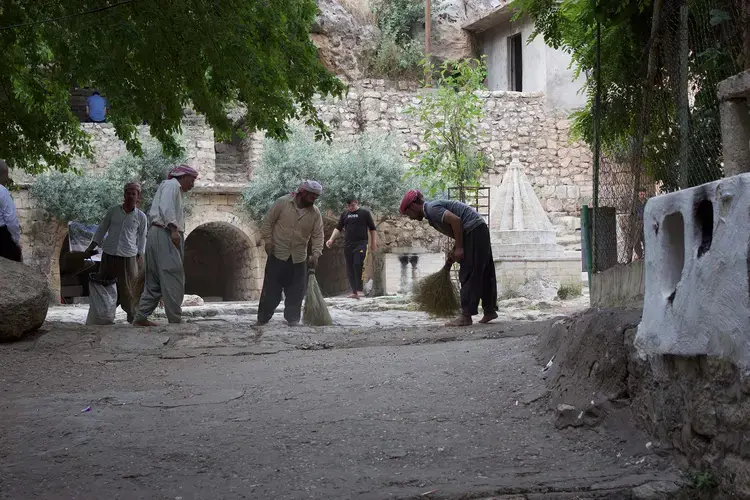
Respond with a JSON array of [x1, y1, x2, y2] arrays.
[[0, 292, 690, 500]]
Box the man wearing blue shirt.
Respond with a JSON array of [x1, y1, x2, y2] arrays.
[[86, 91, 107, 123]]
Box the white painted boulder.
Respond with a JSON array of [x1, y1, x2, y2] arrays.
[[0, 258, 50, 341], [635, 173, 750, 368]]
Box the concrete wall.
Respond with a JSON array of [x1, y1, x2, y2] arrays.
[[590, 261, 645, 308], [636, 173, 750, 368]]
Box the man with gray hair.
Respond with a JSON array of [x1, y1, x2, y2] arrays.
[[86, 182, 148, 323], [258, 180, 324, 326], [0, 160, 22, 262]]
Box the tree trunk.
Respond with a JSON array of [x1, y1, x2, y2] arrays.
[[677, 1, 691, 189], [626, 0, 664, 262]]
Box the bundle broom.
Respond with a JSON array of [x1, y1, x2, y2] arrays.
[[412, 261, 460, 317], [303, 269, 333, 326], [129, 266, 146, 308]]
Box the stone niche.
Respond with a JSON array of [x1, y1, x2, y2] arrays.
[[636, 173, 750, 368]]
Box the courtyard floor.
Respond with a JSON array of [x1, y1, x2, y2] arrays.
[[0, 293, 683, 499]]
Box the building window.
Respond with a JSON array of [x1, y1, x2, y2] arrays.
[[508, 33, 523, 92]]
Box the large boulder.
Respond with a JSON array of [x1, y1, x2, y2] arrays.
[[0, 258, 50, 341]]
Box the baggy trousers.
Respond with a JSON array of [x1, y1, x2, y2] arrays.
[[344, 241, 368, 292], [135, 226, 185, 323], [458, 223, 497, 317], [257, 255, 307, 324], [97, 253, 138, 322], [0, 225, 22, 262]]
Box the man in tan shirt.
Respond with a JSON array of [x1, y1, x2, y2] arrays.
[[258, 180, 325, 326]]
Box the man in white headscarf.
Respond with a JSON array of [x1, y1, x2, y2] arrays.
[[258, 180, 324, 326], [134, 165, 198, 326]]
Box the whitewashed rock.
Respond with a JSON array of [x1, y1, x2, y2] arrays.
[[0, 258, 49, 341], [182, 295, 205, 307], [517, 276, 560, 301]]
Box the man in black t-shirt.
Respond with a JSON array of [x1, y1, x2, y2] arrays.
[[326, 196, 377, 299]]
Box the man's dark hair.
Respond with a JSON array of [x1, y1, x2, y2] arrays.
[[345, 196, 358, 204], [92, 91, 100, 96]]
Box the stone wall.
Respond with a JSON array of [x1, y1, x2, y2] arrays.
[[244, 82, 593, 221], [626, 334, 750, 497], [314, 86, 593, 219]]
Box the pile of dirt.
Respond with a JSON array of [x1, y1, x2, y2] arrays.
[[537, 308, 642, 411]]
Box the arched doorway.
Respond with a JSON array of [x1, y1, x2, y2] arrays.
[[184, 222, 256, 301]]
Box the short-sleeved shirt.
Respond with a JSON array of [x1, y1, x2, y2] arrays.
[[423, 200, 485, 239], [86, 94, 107, 122], [336, 208, 376, 246]]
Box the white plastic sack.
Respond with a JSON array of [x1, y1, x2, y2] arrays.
[[86, 274, 118, 325]]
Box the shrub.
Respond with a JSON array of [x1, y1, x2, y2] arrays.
[[30, 144, 187, 224], [556, 282, 583, 300], [239, 127, 425, 221]]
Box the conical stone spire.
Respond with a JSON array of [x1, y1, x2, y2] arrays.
[[489, 152, 565, 258]]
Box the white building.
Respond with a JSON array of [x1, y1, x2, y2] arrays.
[[463, 1, 587, 111]]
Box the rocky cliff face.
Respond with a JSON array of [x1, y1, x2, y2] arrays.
[[313, 0, 502, 80], [311, 0, 379, 80], [431, 0, 499, 61]]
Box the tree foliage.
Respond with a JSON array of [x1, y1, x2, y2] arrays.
[[0, 0, 346, 174], [405, 57, 490, 197], [514, 0, 745, 190], [30, 144, 186, 224], [366, 0, 442, 78], [239, 127, 425, 221]]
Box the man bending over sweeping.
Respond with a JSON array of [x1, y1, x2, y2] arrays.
[[400, 189, 498, 327], [86, 182, 148, 323], [258, 180, 325, 327], [133, 165, 198, 327]]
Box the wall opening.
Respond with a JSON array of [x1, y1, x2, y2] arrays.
[[508, 33, 523, 92], [661, 212, 685, 301], [184, 222, 255, 301], [214, 124, 251, 183], [695, 199, 713, 258]]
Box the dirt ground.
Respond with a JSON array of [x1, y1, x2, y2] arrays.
[[0, 295, 684, 499]]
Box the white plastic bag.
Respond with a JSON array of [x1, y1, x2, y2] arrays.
[[86, 273, 118, 325]]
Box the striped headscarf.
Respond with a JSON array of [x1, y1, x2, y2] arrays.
[[168, 164, 199, 179]]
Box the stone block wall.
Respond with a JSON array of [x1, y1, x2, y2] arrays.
[[626, 336, 750, 497], [241, 83, 593, 221]]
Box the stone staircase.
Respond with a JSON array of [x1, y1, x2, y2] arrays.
[[549, 213, 582, 256]]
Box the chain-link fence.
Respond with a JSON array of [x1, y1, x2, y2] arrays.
[[591, 0, 746, 271]]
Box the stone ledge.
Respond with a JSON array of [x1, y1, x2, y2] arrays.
[[717, 69, 750, 100], [192, 183, 246, 195]]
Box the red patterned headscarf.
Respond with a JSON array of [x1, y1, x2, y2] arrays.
[[399, 189, 422, 214]]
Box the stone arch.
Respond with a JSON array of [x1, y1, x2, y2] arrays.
[[47, 223, 70, 304], [183, 216, 262, 301]]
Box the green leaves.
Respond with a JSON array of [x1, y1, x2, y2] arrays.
[[405, 57, 489, 197], [29, 143, 186, 224], [0, 0, 345, 173], [516, 0, 743, 191], [239, 126, 416, 221]]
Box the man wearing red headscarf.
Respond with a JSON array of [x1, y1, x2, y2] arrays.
[[400, 189, 497, 327], [86, 181, 148, 323], [134, 165, 198, 326]]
